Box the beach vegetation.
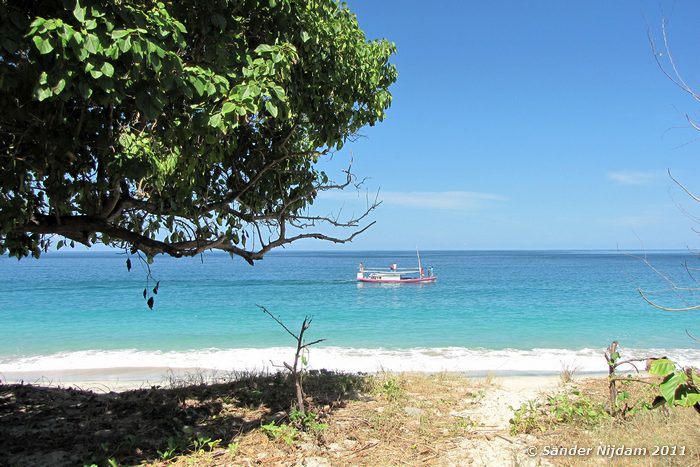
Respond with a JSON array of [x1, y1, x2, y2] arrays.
[[605, 341, 700, 416], [261, 410, 326, 445], [647, 358, 700, 413], [526, 377, 700, 464], [259, 305, 325, 414], [510, 388, 609, 435], [4, 372, 698, 465], [225, 441, 239, 457], [0, 0, 396, 264], [289, 408, 329, 434], [156, 437, 181, 460], [370, 373, 406, 401], [559, 362, 578, 385], [191, 434, 221, 454], [260, 420, 300, 445]]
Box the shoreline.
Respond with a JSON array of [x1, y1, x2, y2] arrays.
[[1, 366, 586, 392], [2, 345, 699, 380]]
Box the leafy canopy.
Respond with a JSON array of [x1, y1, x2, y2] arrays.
[[0, 0, 396, 263]]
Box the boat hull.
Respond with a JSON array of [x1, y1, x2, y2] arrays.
[[357, 277, 437, 283]]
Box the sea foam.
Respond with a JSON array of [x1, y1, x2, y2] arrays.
[[1, 347, 699, 374]]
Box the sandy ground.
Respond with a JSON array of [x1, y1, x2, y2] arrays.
[[3, 368, 567, 466], [4, 369, 698, 466], [444, 375, 560, 466]]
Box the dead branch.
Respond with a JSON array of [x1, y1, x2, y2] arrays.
[[258, 305, 326, 414]]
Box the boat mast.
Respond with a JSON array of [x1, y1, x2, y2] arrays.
[[416, 248, 423, 278]]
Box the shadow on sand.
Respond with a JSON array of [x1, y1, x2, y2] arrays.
[[0, 370, 368, 466]]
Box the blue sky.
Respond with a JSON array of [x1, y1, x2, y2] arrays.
[[305, 0, 700, 250]]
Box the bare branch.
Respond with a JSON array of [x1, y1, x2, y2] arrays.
[[686, 329, 700, 344], [257, 305, 298, 340], [649, 20, 700, 103], [638, 288, 700, 312], [668, 169, 700, 204], [301, 338, 327, 349]]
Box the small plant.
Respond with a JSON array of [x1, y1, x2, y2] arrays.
[[605, 341, 656, 416], [510, 389, 609, 435], [451, 416, 478, 434], [510, 399, 546, 435], [376, 376, 404, 401], [258, 305, 326, 414], [157, 447, 176, 460], [560, 362, 578, 384], [157, 437, 182, 460], [261, 421, 300, 445], [191, 434, 221, 453], [226, 442, 240, 457], [548, 390, 608, 426], [605, 341, 699, 416], [648, 358, 700, 413], [290, 409, 328, 433]]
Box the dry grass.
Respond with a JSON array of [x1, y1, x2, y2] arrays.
[[205, 371, 494, 466], [525, 377, 700, 467], [3, 371, 700, 466], [318, 372, 487, 465]]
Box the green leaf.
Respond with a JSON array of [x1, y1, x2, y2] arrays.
[[301, 31, 310, 43], [32, 36, 54, 54], [173, 21, 187, 34], [84, 34, 100, 54], [265, 101, 278, 118], [255, 44, 274, 54], [52, 78, 66, 95], [208, 113, 222, 128], [111, 29, 129, 40], [221, 102, 237, 115], [659, 372, 687, 403], [679, 392, 700, 407], [117, 36, 132, 53], [649, 359, 676, 376], [101, 62, 114, 78], [36, 86, 52, 101], [126, 258, 131, 271], [270, 84, 286, 101], [73, 0, 87, 23], [191, 78, 205, 97]]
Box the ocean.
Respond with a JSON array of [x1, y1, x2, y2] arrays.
[[1, 250, 699, 375]]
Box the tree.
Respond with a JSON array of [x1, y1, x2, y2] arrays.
[[0, 0, 397, 263]]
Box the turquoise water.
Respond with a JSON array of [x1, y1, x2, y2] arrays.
[[1, 251, 699, 373]]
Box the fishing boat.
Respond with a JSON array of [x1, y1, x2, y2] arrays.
[[356, 251, 436, 283]]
